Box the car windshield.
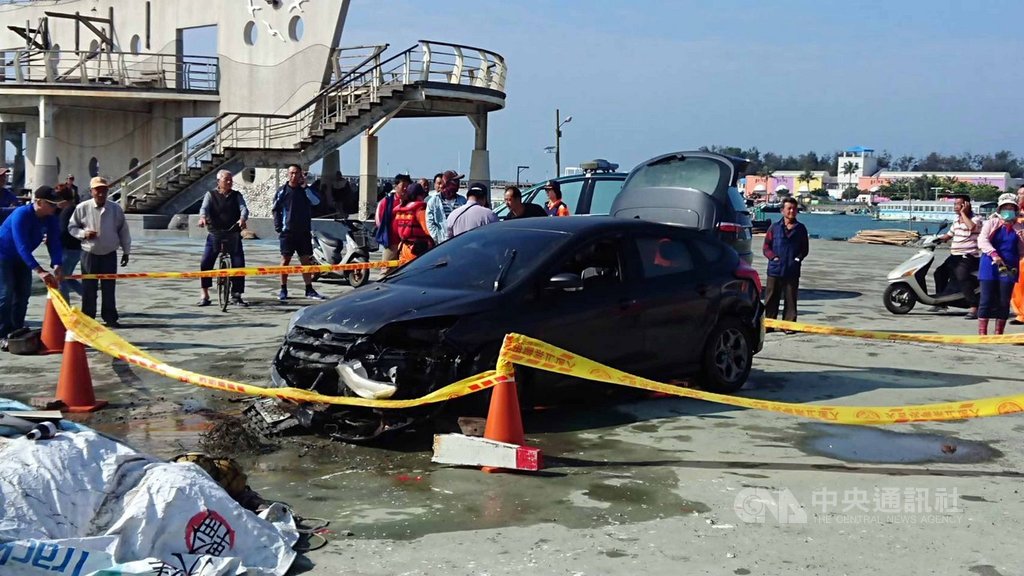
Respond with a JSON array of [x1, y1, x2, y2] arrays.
[[623, 156, 728, 195], [383, 227, 570, 291]]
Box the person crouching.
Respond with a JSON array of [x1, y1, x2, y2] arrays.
[[394, 182, 434, 265], [976, 193, 1024, 335]]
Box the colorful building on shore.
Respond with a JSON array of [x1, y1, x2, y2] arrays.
[[742, 146, 1022, 202]]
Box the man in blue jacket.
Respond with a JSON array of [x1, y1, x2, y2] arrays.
[[762, 197, 809, 323], [272, 164, 325, 301], [0, 185, 64, 350]]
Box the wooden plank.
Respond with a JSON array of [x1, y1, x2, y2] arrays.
[[0, 410, 63, 421], [431, 434, 542, 471]]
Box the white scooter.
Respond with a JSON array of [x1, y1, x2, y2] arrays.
[[310, 217, 377, 288], [882, 232, 979, 314]]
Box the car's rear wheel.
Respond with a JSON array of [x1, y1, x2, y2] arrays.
[[698, 318, 752, 394]]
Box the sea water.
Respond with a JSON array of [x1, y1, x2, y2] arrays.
[[789, 213, 949, 241]]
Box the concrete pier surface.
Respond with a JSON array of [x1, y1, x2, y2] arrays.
[[2, 238, 1022, 575]]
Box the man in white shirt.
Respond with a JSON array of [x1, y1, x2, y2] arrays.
[[931, 195, 983, 319], [68, 176, 132, 327], [445, 183, 498, 239]]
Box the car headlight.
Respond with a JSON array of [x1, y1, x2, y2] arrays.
[[287, 306, 309, 333]]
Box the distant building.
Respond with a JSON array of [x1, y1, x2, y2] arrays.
[[743, 145, 1023, 202], [860, 171, 1021, 193], [742, 171, 827, 200]]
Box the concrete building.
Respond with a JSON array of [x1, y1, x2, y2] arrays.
[[0, 0, 507, 219], [743, 170, 828, 200], [859, 171, 1021, 193]]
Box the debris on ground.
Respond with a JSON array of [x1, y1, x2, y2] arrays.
[[200, 413, 278, 456]]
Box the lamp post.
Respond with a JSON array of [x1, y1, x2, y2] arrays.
[[555, 109, 572, 178], [516, 165, 529, 187]]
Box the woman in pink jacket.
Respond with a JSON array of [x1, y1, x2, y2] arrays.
[[976, 193, 1024, 335]]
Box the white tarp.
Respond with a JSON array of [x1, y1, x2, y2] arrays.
[[0, 430, 298, 576]]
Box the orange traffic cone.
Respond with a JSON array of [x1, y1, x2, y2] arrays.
[[53, 331, 107, 413], [482, 374, 525, 473], [38, 293, 66, 355]]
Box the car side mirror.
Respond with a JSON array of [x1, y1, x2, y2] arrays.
[[547, 272, 584, 292]]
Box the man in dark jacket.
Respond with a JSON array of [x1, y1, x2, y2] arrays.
[[762, 197, 809, 323], [57, 184, 82, 302], [502, 185, 546, 219], [197, 170, 249, 307], [272, 164, 325, 301]]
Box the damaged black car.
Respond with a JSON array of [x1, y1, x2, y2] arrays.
[[258, 217, 764, 442]]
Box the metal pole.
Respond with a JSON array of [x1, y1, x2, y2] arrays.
[[516, 165, 528, 187], [555, 108, 560, 178]]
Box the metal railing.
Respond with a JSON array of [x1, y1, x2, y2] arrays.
[[329, 44, 388, 84], [0, 48, 218, 92], [110, 40, 506, 208]]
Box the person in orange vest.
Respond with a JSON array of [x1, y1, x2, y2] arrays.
[[1010, 185, 1024, 325], [394, 182, 434, 265], [544, 181, 571, 216]]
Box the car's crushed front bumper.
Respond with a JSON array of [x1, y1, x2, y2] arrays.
[[270, 326, 463, 399]]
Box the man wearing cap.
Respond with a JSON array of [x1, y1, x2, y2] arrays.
[[544, 181, 571, 217], [68, 176, 132, 328], [426, 170, 467, 243], [446, 182, 498, 238], [65, 174, 80, 204], [272, 163, 325, 301], [374, 173, 409, 272], [0, 185, 64, 349]]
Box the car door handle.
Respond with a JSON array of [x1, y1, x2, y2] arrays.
[[619, 298, 638, 310]]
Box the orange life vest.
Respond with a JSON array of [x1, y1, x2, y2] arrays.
[[394, 201, 432, 244]]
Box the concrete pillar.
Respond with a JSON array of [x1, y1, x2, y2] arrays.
[[359, 132, 378, 220], [33, 96, 58, 190], [468, 113, 490, 204]]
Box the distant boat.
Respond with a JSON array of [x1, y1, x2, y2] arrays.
[[810, 209, 844, 215], [876, 199, 993, 222], [757, 202, 781, 213]]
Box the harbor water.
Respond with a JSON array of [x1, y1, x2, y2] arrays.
[[786, 213, 950, 241]]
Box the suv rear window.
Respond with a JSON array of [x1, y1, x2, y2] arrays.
[[623, 156, 727, 196]]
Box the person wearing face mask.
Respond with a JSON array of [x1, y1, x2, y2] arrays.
[[1009, 185, 1024, 325], [975, 193, 1024, 335]]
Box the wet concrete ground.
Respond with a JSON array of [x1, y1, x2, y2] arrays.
[[3, 236, 1024, 575]]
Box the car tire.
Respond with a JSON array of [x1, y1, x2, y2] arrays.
[[883, 283, 917, 314], [346, 256, 370, 288], [698, 318, 753, 394]]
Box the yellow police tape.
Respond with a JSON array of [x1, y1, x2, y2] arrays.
[[48, 288, 511, 407], [68, 260, 399, 281], [46, 289, 1024, 425], [764, 318, 1024, 344]]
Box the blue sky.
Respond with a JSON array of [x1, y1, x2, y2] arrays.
[[331, 0, 1024, 181]]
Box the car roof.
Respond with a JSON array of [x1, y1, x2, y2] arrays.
[[524, 172, 627, 189], [630, 150, 750, 175], [482, 214, 712, 238]]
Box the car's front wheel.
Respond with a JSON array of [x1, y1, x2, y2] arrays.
[[697, 318, 752, 394], [883, 283, 917, 314]]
